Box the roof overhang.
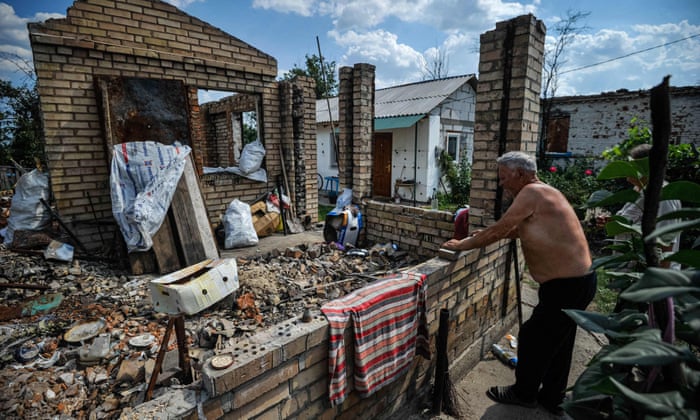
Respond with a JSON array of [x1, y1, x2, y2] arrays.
[[374, 115, 424, 130]]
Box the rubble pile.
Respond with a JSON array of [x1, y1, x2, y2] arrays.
[[0, 241, 419, 419]]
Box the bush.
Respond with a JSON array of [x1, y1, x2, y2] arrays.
[[437, 150, 471, 208], [537, 158, 602, 219]]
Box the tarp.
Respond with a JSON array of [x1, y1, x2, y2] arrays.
[[110, 141, 190, 252]]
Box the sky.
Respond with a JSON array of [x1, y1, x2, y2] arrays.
[[1, 0, 699, 102]]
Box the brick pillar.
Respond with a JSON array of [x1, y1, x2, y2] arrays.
[[350, 63, 375, 202], [470, 14, 545, 227], [279, 76, 317, 220], [337, 66, 354, 190], [337, 64, 375, 202]]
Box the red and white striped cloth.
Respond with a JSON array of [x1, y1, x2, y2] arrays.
[[321, 272, 430, 406]]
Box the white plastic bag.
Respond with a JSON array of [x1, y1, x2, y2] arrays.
[[4, 169, 51, 245], [333, 188, 353, 212], [238, 139, 265, 175], [223, 199, 258, 248]]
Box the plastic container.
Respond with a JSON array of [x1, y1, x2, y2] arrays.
[[492, 343, 518, 367], [453, 206, 470, 240]]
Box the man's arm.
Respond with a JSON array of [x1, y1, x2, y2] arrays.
[[442, 185, 536, 251]]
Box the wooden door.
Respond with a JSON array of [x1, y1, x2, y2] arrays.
[[372, 133, 392, 197]]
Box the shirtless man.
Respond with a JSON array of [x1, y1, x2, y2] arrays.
[[442, 151, 596, 416]]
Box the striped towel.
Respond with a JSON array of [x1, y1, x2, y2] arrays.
[[321, 272, 429, 406]]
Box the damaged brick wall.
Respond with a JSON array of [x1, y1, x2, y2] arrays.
[[28, 0, 318, 251], [545, 87, 700, 157], [197, 209, 521, 419], [279, 76, 318, 222]]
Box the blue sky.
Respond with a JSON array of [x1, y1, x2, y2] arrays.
[[1, 0, 699, 100]]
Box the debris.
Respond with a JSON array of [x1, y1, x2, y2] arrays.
[[63, 318, 107, 343], [43, 240, 74, 262], [0, 236, 422, 418]]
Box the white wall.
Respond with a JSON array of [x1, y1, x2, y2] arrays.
[[316, 125, 338, 190]]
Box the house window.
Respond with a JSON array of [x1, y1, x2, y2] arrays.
[[446, 134, 459, 160], [329, 131, 338, 168], [546, 115, 570, 153]]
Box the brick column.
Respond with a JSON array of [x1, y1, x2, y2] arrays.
[[350, 63, 375, 202], [470, 14, 545, 227], [337, 64, 375, 202], [337, 66, 354, 190]]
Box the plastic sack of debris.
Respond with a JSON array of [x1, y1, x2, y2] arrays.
[[3, 169, 51, 246], [238, 139, 265, 175], [110, 141, 190, 252], [223, 199, 258, 248]]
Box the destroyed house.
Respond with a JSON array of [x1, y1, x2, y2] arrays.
[[19, 3, 550, 418]]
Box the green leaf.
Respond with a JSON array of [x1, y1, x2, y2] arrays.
[[587, 188, 640, 208], [597, 161, 641, 180], [621, 268, 700, 302], [591, 252, 642, 270], [665, 250, 700, 268], [646, 218, 700, 242], [661, 181, 700, 204], [601, 338, 696, 366], [656, 207, 700, 222], [564, 309, 648, 336], [605, 218, 642, 236], [608, 377, 687, 417]]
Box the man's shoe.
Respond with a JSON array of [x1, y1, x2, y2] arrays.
[[486, 385, 537, 408]]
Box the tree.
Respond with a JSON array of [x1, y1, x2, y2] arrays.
[[281, 54, 337, 99], [0, 79, 43, 169], [538, 10, 590, 169], [421, 46, 449, 80]]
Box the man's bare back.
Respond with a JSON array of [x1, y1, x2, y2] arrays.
[[514, 183, 591, 282], [441, 162, 591, 284]]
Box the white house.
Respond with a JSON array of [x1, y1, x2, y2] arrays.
[[317, 74, 477, 203]]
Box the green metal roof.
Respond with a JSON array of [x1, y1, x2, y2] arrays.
[[374, 114, 424, 130]]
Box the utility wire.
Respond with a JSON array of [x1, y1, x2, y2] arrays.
[[560, 33, 700, 75]]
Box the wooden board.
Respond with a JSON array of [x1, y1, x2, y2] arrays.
[[169, 156, 219, 265]]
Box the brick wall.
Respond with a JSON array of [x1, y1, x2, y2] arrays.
[[28, 0, 318, 250], [545, 87, 700, 158], [197, 200, 522, 419]]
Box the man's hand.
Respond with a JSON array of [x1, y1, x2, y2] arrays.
[[442, 238, 462, 250]]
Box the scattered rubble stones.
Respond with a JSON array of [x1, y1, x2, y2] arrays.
[[0, 241, 419, 419]]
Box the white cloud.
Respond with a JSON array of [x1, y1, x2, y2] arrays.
[[252, 0, 317, 16], [329, 28, 426, 86], [164, 0, 206, 9], [549, 19, 700, 95]]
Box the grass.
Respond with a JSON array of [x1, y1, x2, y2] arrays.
[[593, 268, 619, 314], [318, 204, 334, 222]]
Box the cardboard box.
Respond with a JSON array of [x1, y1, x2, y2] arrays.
[[149, 258, 239, 315]]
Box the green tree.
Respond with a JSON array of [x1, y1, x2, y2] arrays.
[[281, 54, 337, 99], [437, 149, 471, 208], [0, 79, 43, 168]]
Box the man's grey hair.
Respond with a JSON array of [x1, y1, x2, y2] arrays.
[[496, 151, 537, 172]]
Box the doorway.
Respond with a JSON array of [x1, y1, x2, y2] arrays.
[[372, 133, 392, 197]]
